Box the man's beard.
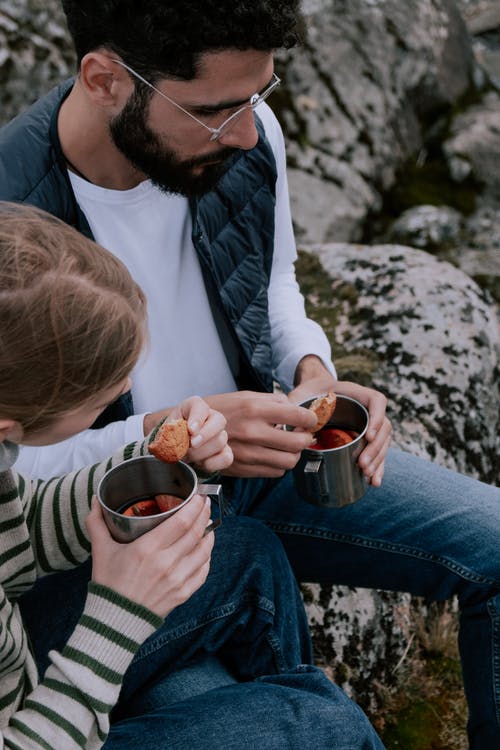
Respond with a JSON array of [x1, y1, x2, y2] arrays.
[[109, 86, 236, 198]]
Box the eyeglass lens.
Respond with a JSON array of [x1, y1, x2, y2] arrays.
[[210, 75, 281, 140]]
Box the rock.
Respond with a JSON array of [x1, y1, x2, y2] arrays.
[[302, 241, 499, 481], [477, 40, 500, 92], [440, 91, 500, 292], [303, 585, 414, 712], [279, 0, 474, 243], [0, 0, 75, 125], [444, 90, 500, 199], [298, 241, 499, 715], [386, 204, 463, 250], [287, 164, 380, 244], [458, 0, 500, 35], [465, 203, 500, 251], [453, 213, 500, 303]]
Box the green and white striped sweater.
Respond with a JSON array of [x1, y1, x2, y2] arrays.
[[0, 438, 163, 749]]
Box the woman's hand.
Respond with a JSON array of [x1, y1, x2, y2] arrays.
[[159, 395, 234, 474], [86, 494, 214, 618]]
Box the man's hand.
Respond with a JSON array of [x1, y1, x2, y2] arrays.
[[205, 391, 317, 477], [141, 358, 391, 483], [289, 355, 392, 487]]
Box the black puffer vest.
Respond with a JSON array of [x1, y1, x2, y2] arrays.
[[191, 124, 277, 393], [0, 80, 277, 423]]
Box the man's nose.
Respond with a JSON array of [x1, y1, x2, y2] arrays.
[[217, 108, 259, 150]]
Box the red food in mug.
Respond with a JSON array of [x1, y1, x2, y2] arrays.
[[122, 493, 183, 517], [155, 493, 183, 512], [122, 498, 160, 517], [309, 428, 357, 450]]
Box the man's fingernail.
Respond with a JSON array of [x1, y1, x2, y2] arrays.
[[191, 434, 202, 447]]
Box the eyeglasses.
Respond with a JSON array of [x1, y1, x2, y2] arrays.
[[111, 59, 281, 142]]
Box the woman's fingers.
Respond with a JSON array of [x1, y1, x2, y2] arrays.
[[88, 494, 215, 618]]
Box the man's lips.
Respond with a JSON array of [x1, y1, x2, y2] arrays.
[[190, 148, 236, 169]]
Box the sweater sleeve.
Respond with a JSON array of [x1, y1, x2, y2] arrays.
[[1, 582, 163, 750], [20, 436, 151, 576]]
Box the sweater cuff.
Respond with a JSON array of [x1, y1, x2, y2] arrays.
[[60, 582, 163, 679]]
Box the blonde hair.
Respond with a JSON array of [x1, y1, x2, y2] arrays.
[[0, 202, 147, 436]]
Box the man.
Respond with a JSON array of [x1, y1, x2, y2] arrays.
[[0, 1, 499, 747]]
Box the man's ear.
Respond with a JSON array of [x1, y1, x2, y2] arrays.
[[79, 52, 132, 109], [0, 419, 22, 443]]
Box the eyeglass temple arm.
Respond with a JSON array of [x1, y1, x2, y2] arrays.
[[110, 58, 220, 135]]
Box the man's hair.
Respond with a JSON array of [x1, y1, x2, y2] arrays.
[[61, 0, 301, 80], [0, 202, 146, 436]]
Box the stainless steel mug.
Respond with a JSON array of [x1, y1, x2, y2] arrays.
[[292, 394, 369, 508], [97, 456, 222, 542]]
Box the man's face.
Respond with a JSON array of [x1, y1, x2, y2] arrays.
[[109, 85, 236, 197], [109, 49, 274, 198]]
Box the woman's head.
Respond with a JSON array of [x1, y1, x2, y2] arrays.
[[0, 202, 146, 442]]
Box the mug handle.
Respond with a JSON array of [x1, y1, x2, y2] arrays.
[[304, 458, 329, 496], [196, 483, 224, 534]]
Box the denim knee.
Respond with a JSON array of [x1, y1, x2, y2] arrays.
[[220, 515, 290, 570], [107, 666, 385, 750]]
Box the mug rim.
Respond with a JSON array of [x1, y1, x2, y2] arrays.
[[298, 394, 369, 454], [97, 455, 197, 522]]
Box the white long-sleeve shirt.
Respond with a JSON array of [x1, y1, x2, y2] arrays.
[[17, 104, 335, 479]]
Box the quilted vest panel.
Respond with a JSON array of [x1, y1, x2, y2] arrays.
[[191, 118, 277, 392]]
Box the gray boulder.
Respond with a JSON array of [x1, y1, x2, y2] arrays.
[[387, 204, 464, 250], [459, 0, 500, 36], [279, 0, 474, 243], [0, 0, 75, 125], [298, 241, 499, 713], [444, 90, 500, 199], [304, 242, 499, 481]]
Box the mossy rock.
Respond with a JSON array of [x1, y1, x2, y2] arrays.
[[295, 248, 380, 379]]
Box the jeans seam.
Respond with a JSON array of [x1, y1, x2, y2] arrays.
[[265, 630, 286, 673], [487, 596, 500, 729], [267, 521, 500, 587], [133, 594, 276, 661]]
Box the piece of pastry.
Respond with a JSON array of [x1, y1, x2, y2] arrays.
[[308, 392, 337, 432], [309, 427, 354, 450], [123, 499, 159, 517], [122, 494, 183, 516], [148, 417, 190, 463]]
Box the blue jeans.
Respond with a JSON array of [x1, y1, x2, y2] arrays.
[[221, 447, 500, 749], [105, 667, 383, 749], [19, 516, 383, 748], [22, 447, 499, 747]]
